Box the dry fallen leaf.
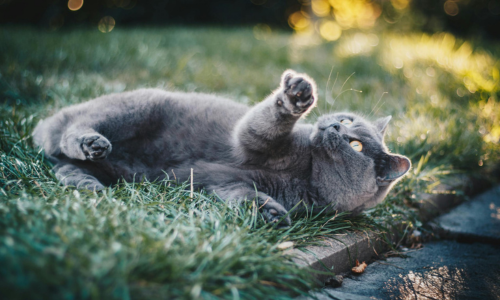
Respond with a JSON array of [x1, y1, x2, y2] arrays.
[[410, 243, 423, 249], [352, 259, 367, 274], [277, 241, 294, 250]]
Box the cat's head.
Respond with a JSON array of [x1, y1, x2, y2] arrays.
[[309, 112, 410, 213]]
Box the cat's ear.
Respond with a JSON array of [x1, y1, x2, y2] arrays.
[[281, 69, 297, 87], [374, 116, 392, 136], [376, 154, 411, 186]]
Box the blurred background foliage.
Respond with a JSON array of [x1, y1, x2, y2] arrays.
[[1, 0, 499, 39], [1, 0, 499, 170]]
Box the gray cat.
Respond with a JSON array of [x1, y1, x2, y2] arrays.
[[33, 70, 410, 227]]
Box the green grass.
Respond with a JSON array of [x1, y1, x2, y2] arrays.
[[1, 26, 499, 299]]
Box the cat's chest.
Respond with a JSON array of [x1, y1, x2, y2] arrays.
[[255, 171, 311, 209]]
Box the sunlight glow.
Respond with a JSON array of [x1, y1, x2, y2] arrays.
[[479, 98, 500, 144], [335, 33, 379, 57], [329, 0, 381, 29], [384, 266, 466, 299], [382, 33, 499, 93], [291, 0, 412, 39]]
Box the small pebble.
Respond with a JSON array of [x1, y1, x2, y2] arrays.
[[325, 275, 343, 288]]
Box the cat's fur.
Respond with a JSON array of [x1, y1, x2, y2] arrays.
[[33, 70, 410, 227]]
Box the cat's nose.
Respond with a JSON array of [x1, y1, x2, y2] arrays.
[[330, 123, 341, 131]]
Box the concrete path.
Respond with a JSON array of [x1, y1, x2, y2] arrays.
[[303, 186, 500, 300], [434, 185, 500, 244]]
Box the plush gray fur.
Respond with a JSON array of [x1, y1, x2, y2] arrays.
[[33, 70, 411, 227]]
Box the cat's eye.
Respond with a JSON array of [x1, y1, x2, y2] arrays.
[[340, 119, 352, 126], [349, 140, 363, 152]]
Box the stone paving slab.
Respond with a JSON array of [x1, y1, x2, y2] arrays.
[[293, 177, 481, 281], [416, 176, 469, 221], [433, 185, 500, 244], [307, 240, 500, 300], [292, 232, 385, 283], [299, 290, 373, 300]]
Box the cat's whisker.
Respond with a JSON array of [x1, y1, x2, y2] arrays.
[[333, 88, 362, 103], [328, 72, 340, 110], [337, 72, 355, 96], [324, 65, 335, 112], [310, 110, 320, 120], [331, 72, 339, 93]]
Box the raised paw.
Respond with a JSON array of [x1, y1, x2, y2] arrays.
[[260, 198, 292, 229], [278, 70, 317, 116], [81, 134, 112, 161]]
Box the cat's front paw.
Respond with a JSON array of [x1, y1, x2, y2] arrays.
[[260, 199, 292, 229], [81, 134, 112, 161], [278, 70, 317, 116]]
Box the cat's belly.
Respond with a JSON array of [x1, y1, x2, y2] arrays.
[[98, 136, 234, 183]]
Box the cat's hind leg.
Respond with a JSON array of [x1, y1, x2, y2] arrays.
[[209, 184, 291, 228], [53, 162, 105, 191]]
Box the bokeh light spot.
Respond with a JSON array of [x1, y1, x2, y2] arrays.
[[68, 0, 84, 11], [98, 16, 116, 33], [312, 0, 331, 17], [444, 1, 459, 16], [288, 11, 310, 31], [329, 0, 381, 29], [253, 24, 272, 40], [391, 0, 410, 10], [393, 57, 403, 69], [489, 1, 500, 15], [404, 68, 413, 78], [426, 67, 436, 77], [319, 20, 342, 41]]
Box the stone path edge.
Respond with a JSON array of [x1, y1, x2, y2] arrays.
[[291, 174, 492, 283]]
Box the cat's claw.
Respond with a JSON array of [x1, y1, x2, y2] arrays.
[[81, 134, 112, 161], [280, 73, 316, 115]]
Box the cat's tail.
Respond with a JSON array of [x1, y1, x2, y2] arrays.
[[32, 119, 45, 149], [32, 116, 62, 161]]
